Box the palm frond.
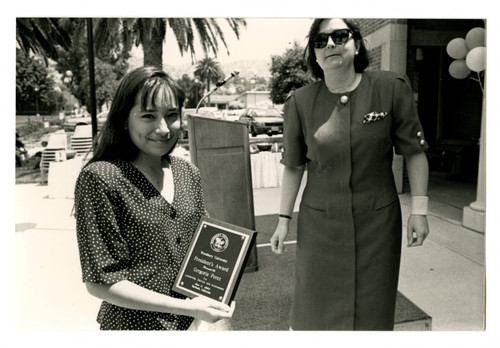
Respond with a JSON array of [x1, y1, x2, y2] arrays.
[[225, 18, 246, 39], [192, 19, 212, 56], [167, 18, 188, 55], [208, 18, 228, 55], [16, 18, 72, 61]]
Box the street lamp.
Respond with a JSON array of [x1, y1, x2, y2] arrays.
[[62, 70, 73, 117], [34, 86, 41, 121], [53, 86, 64, 120], [63, 70, 73, 85], [250, 79, 256, 106], [194, 78, 200, 107]]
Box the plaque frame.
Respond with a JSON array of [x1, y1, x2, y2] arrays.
[[172, 216, 257, 305]]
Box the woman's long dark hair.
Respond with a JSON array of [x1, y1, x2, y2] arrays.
[[305, 18, 370, 79], [87, 66, 185, 166]]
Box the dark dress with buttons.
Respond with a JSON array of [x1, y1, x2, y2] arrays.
[[282, 71, 428, 330], [74, 156, 207, 330]]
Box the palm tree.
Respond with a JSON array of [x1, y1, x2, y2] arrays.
[[17, 18, 246, 70], [95, 18, 247, 69], [193, 57, 224, 107]]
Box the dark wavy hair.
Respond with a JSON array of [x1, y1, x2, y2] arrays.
[[305, 18, 370, 79], [87, 66, 185, 166]]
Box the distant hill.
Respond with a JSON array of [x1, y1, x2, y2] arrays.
[[127, 45, 273, 80], [163, 59, 272, 80]]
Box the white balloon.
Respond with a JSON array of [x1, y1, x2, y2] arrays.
[[449, 60, 471, 79], [465, 27, 486, 50], [446, 38, 468, 60], [466, 47, 486, 72]]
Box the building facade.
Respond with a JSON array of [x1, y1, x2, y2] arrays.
[[358, 18, 485, 232], [236, 91, 273, 108]]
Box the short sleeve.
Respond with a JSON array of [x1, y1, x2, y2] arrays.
[[392, 74, 429, 156], [74, 169, 130, 284], [281, 91, 308, 167]]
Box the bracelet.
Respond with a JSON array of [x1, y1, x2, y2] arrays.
[[411, 196, 428, 216], [278, 214, 293, 220]]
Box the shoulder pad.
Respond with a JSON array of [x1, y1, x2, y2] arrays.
[[285, 89, 295, 102]]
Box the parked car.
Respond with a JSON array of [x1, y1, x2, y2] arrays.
[[225, 109, 244, 122], [62, 111, 108, 132], [196, 107, 223, 119], [238, 107, 284, 137]]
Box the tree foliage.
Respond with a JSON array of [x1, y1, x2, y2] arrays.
[[193, 57, 224, 105], [175, 74, 205, 108], [87, 61, 121, 111], [53, 19, 129, 111], [16, 18, 129, 113], [16, 49, 55, 111], [194, 57, 224, 92], [269, 42, 315, 104]]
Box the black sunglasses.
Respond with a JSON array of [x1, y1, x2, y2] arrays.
[[312, 29, 354, 49]]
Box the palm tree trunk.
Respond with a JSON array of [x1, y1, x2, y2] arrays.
[[205, 80, 211, 106], [142, 26, 164, 69]]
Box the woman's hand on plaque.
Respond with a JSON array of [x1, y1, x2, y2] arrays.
[[187, 297, 235, 323]]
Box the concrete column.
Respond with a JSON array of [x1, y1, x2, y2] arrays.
[[463, 94, 486, 233], [367, 23, 408, 73]]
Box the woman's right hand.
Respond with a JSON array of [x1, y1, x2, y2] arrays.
[[270, 219, 290, 254], [186, 297, 235, 323]]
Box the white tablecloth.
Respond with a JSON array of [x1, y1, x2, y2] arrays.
[[250, 151, 284, 189], [48, 158, 84, 199]]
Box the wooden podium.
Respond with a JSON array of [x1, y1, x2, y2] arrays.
[[187, 115, 259, 272]]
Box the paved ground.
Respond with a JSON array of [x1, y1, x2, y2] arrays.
[[10, 168, 499, 347]]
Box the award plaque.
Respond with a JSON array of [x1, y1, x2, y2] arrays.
[[172, 216, 257, 305]]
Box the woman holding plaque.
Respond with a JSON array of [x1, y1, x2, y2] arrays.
[[74, 66, 233, 330], [270, 18, 430, 330]]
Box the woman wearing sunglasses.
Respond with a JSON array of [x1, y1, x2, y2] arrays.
[[271, 18, 430, 330]]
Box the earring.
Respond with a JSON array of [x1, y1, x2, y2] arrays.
[[355, 50, 359, 55]]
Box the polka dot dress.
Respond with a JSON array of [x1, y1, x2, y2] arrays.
[[74, 156, 208, 330]]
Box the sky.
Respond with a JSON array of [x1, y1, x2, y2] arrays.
[[163, 18, 313, 65], [128, 18, 314, 67]]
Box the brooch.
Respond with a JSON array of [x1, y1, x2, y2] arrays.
[[363, 111, 388, 124]]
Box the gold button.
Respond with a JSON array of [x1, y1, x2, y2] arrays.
[[417, 131, 422, 138], [420, 139, 425, 146]]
